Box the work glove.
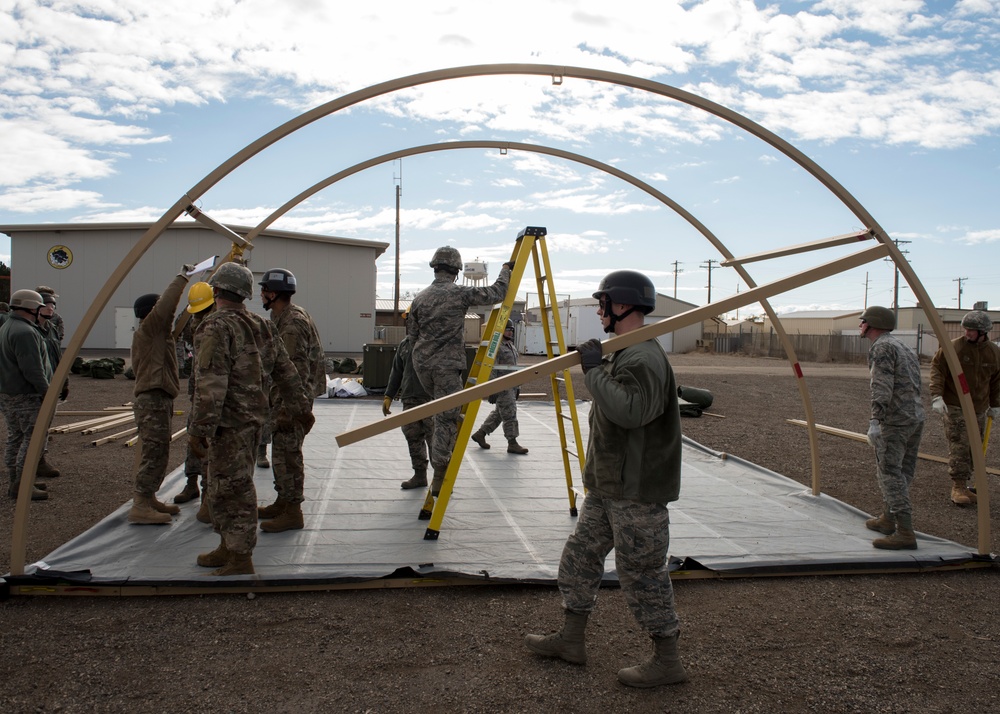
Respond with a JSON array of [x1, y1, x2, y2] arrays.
[[188, 434, 209, 459], [866, 419, 882, 448], [382, 396, 393, 417], [59, 382, 69, 401], [988, 406, 1000, 420], [931, 396, 947, 415], [576, 338, 603, 374], [181, 263, 195, 276], [502, 261, 515, 271], [296, 411, 316, 436]]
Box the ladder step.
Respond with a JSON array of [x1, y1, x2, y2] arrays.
[[564, 448, 578, 459]]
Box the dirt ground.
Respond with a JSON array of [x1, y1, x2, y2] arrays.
[[2, 351, 999, 713]]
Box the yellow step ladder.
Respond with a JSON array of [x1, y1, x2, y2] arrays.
[[421, 226, 586, 540]]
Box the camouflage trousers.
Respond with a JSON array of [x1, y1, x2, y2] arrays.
[[184, 405, 203, 477], [480, 388, 519, 440], [558, 493, 679, 638], [270, 420, 306, 503], [0, 393, 43, 483], [401, 398, 433, 472], [133, 389, 174, 496], [206, 422, 261, 556], [942, 406, 987, 483], [873, 421, 923, 517], [416, 367, 464, 471]]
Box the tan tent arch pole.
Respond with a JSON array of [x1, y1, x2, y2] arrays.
[[245, 139, 827, 495], [11, 63, 984, 574]]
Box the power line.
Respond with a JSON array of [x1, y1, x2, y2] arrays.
[[671, 260, 683, 299], [700, 259, 717, 303]]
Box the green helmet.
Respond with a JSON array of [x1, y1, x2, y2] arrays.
[[961, 310, 992, 332], [860, 305, 895, 331], [209, 262, 254, 300], [593, 270, 656, 315], [429, 246, 462, 274], [10, 289, 44, 312]]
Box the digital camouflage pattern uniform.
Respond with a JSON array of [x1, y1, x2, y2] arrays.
[[0, 313, 52, 493], [131, 274, 187, 497], [560, 339, 682, 638], [408, 265, 510, 475], [480, 333, 520, 440], [268, 303, 325, 504], [868, 331, 924, 518], [385, 335, 433, 473], [929, 335, 1000, 484], [190, 304, 311, 556]]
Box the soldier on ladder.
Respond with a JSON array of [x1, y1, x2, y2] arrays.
[[408, 246, 514, 497]]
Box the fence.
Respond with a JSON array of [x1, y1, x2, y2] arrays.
[[706, 327, 938, 363]]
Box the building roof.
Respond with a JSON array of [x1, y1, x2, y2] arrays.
[[0, 221, 390, 257]]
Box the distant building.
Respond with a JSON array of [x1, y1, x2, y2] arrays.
[[0, 222, 388, 351]]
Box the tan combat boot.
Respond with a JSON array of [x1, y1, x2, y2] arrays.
[[9, 480, 48, 501], [400, 468, 428, 490], [524, 610, 588, 664], [36, 454, 61, 478], [173, 475, 200, 504], [618, 633, 688, 688], [256, 444, 270, 469], [196, 497, 212, 524], [196, 538, 230, 567], [872, 512, 917, 550], [212, 551, 255, 576], [261, 502, 304, 533], [471, 430, 490, 449], [865, 507, 895, 535], [951, 482, 977, 506], [128, 495, 172, 525], [257, 497, 288, 520], [150, 495, 180, 516], [507, 439, 529, 455]]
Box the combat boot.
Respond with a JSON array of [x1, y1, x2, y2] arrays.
[[471, 430, 490, 449], [196, 538, 230, 567], [36, 454, 61, 478], [951, 482, 977, 506], [150, 495, 180, 516], [127, 495, 172, 525], [618, 633, 688, 688], [524, 610, 589, 665], [174, 475, 200, 504], [196, 497, 212, 524], [430, 467, 447, 497], [212, 551, 255, 576], [8, 481, 48, 501], [256, 444, 270, 469], [865, 507, 895, 535], [257, 497, 288, 520], [261, 502, 304, 532], [507, 439, 529, 455], [401, 468, 428, 490], [873, 512, 917, 550]]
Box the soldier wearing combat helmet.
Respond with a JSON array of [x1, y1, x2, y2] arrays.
[[929, 310, 1000, 505]]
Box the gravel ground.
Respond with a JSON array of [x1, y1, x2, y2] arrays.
[[2, 351, 999, 713]]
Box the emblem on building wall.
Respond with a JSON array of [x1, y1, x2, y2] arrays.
[[47, 245, 73, 269]]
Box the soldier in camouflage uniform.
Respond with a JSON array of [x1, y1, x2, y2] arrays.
[[35, 286, 64, 346], [172, 281, 215, 506], [0, 289, 54, 501], [472, 320, 528, 454], [408, 246, 512, 495], [127, 267, 192, 525], [860, 306, 925, 550], [188, 262, 314, 577], [383, 310, 434, 490], [0, 302, 8, 327], [525, 271, 687, 689], [256, 268, 326, 533], [928, 310, 1000, 506]]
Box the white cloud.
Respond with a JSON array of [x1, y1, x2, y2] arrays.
[[959, 228, 1000, 244]]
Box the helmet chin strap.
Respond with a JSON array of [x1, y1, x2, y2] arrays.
[[262, 292, 275, 310], [604, 305, 637, 334]]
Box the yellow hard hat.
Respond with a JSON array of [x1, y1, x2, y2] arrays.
[[187, 281, 215, 314]]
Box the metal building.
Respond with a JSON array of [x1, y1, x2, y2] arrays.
[[0, 222, 388, 351]]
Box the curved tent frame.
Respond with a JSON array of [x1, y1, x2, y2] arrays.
[[10, 64, 990, 575]]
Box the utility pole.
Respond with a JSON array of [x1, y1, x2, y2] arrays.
[[954, 276, 967, 310], [863, 271, 869, 309], [393, 160, 402, 326], [700, 259, 717, 303], [883, 239, 910, 324], [672, 260, 682, 299]]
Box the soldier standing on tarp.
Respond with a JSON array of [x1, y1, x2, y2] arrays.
[[408, 247, 512, 496], [471, 319, 528, 454]]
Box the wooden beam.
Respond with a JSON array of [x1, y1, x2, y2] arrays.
[[721, 230, 873, 267]]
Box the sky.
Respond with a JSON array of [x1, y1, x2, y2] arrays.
[[2, 0, 999, 318]]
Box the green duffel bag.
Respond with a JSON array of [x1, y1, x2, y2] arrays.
[[89, 358, 116, 379]]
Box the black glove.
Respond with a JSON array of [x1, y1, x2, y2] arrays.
[[488, 392, 499, 405], [502, 261, 515, 271], [296, 412, 316, 436], [59, 383, 69, 401], [576, 338, 603, 373]]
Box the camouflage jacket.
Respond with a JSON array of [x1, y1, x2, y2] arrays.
[[385, 336, 428, 403], [868, 332, 924, 427], [272, 303, 326, 400], [583, 339, 681, 504], [0, 314, 52, 396], [131, 274, 187, 399], [189, 304, 311, 438], [408, 266, 510, 371], [929, 335, 1000, 413]]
